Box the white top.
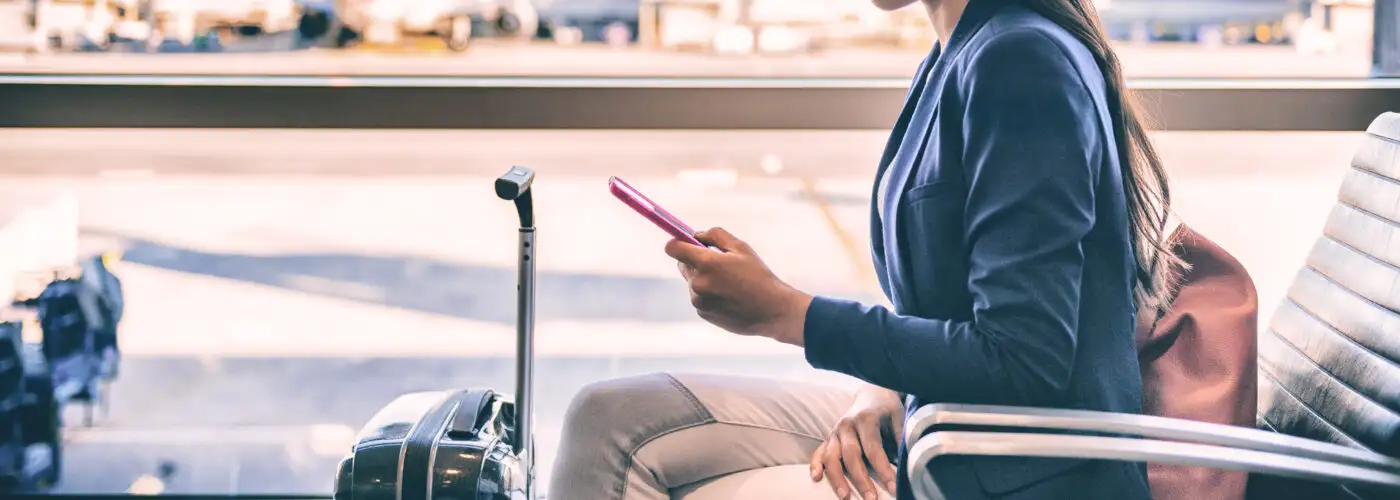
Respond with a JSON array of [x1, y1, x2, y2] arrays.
[[876, 155, 896, 224]]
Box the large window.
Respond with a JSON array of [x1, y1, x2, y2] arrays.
[[0, 127, 1363, 493], [2, 0, 1393, 495], [0, 0, 1379, 78]]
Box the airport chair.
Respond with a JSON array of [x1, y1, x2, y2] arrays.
[[905, 112, 1400, 499]]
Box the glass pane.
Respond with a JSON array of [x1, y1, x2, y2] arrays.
[[0, 0, 1375, 78], [0, 127, 1359, 493]]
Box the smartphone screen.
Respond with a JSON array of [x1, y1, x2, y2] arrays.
[[608, 176, 705, 246]]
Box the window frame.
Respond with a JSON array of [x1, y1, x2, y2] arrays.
[[3, 76, 1399, 131]]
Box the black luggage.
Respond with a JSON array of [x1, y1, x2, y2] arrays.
[[335, 166, 539, 500]]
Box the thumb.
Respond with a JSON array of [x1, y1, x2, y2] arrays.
[[696, 227, 753, 255]]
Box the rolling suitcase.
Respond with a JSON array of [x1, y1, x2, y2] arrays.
[[335, 166, 539, 500]]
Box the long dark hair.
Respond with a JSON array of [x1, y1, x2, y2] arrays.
[[1020, 0, 1185, 314]]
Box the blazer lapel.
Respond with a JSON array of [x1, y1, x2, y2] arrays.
[[882, 77, 941, 311], [870, 49, 939, 296], [883, 0, 1009, 313]]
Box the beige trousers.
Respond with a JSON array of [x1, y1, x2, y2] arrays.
[[546, 372, 897, 500]]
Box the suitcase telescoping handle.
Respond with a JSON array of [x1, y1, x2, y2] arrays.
[[495, 166, 535, 463]]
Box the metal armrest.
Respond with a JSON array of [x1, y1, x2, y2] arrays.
[[906, 431, 1400, 500], [905, 403, 1400, 471]]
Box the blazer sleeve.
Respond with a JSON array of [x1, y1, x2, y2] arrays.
[[803, 30, 1104, 406]]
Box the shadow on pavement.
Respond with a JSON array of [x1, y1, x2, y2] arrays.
[[88, 229, 700, 324]]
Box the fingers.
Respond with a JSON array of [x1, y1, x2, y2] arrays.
[[676, 260, 698, 281], [667, 226, 754, 271], [672, 243, 713, 312], [695, 227, 754, 255], [810, 440, 826, 482], [855, 414, 898, 495], [822, 433, 851, 499], [664, 238, 711, 267], [837, 424, 879, 500]]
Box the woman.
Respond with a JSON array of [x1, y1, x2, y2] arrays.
[[548, 0, 1180, 498]]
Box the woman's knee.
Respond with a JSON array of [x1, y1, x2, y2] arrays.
[[564, 373, 667, 428], [560, 373, 715, 451]]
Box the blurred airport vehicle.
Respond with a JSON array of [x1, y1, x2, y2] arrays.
[[145, 0, 303, 45], [500, 0, 541, 39], [0, 321, 61, 494], [186, 0, 296, 36], [0, 196, 83, 494], [78, 255, 122, 384], [0, 253, 123, 494], [8, 0, 160, 51], [293, 0, 337, 42], [105, 0, 156, 45], [1094, 0, 1306, 45], [538, 0, 641, 45], [0, 1, 38, 50], [633, 0, 907, 54], [332, 0, 539, 51], [22, 0, 124, 51], [13, 257, 123, 428], [12, 0, 327, 51], [0, 195, 120, 432], [1299, 0, 1371, 55], [0, 196, 77, 307], [625, 0, 1330, 52]]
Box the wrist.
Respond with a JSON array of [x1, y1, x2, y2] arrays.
[[773, 289, 813, 346]]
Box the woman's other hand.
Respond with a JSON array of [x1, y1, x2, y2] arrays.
[[664, 227, 812, 345], [812, 386, 904, 500]]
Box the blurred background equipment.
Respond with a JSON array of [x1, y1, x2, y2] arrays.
[[633, 0, 1045, 54], [0, 195, 77, 305], [1373, 0, 1399, 75], [1093, 0, 1307, 45], [0, 0, 1377, 58], [0, 193, 122, 447], [154, 0, 301, 42], [332, 0, 539, 51], [144, 0, 316, 49], [23, 0, 119, 51], [637, 0, 891, 54], [0, 321, 61, 494], [539, 0, 641, 45], [11, 255, 124, 429]]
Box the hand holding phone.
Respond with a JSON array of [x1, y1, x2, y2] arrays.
[[608, 176, 706, 247]]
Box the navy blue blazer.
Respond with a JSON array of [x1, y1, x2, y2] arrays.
[[802, 1, 1151, 498]]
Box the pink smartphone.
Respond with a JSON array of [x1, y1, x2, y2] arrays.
[[608, 176, 706, 246]]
